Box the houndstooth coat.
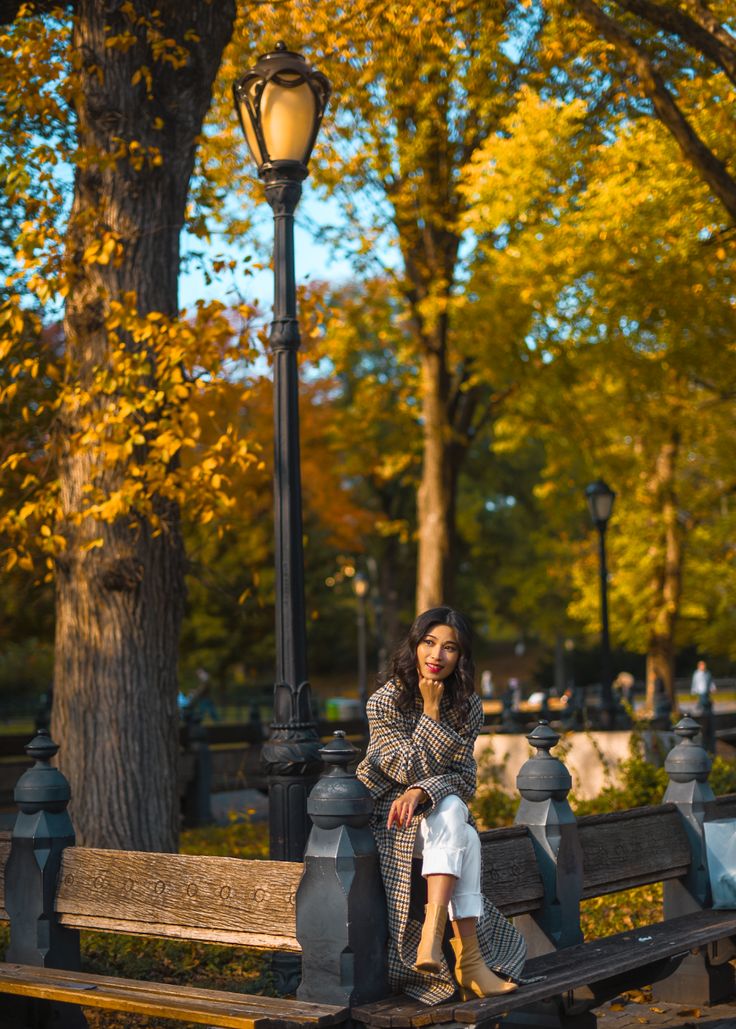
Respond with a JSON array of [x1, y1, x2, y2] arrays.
[[356, 681, 527, 1005]]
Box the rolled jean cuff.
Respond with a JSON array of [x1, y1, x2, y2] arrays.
[[422, 845, 464, 878], [449, 891, 483, 921]]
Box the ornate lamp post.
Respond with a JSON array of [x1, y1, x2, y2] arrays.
[[233, 45, 331, 864], [585, 479, 616, 728]]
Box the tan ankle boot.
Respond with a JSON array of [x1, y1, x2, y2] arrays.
[[450, 933, 518, 1000], [415, 903, 448, 972]]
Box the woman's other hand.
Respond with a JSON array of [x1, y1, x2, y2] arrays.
[[387, 787, 429, 829], [418, 675, 444, 721]]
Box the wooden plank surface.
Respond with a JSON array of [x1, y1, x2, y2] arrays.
[[56, 848, 302, 950], [479, 827, 543, 916], [455, 908, 736, 1024], [578, 805, 691, 897], [0, 963, 348, 1029], [57, 912, 300, 951], [352, 909, 736, 1027]]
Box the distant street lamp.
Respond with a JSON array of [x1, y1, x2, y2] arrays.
[[353, 574, 369, 715], [585, 479, 616, 728], [233, 45, 331, 864]]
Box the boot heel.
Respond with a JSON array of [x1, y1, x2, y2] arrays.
[[458, 986, 476, 1001]]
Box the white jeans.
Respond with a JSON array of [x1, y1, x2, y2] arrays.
[[413, 794, 483, 920]]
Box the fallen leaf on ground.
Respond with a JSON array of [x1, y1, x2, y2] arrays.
[[626, 988, 652, 1003]]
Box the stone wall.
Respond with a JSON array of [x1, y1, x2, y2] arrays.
[[475, 729, 676, 800]]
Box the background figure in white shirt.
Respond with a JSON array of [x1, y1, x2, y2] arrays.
[[691, 659, 715, 712]]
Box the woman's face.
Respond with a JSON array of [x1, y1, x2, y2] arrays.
[[416, 623, 461, 681]]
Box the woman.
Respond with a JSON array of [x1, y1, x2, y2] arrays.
[[356, 607, 527, 1005]]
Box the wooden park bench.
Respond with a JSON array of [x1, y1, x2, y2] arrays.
[[0, 731, 365, 1029], [2, 717, 736, 1028], [352, 717, 736, 1028]]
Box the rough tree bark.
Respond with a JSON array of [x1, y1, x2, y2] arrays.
[[415, 345, 453, 613], [645, 431, 683, 711], [53, 0, 235, 850]]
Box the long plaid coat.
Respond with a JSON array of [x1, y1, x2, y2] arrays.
[[356, 681, 527, 1005]]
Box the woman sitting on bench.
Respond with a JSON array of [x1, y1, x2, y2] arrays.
[[357, 606, 527, 1006]]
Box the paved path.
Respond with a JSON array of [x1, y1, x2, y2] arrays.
[[594, 994, 736, 1027]]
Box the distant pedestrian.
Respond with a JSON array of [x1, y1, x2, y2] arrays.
[[691, 660, 715, 711], [614, 671, 635, 705]]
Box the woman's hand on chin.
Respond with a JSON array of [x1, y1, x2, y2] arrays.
[[418, 675, 443, 721]]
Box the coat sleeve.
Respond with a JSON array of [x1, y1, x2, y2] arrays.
[[362, 686, 469, 790], [412, 695, 483, 809]]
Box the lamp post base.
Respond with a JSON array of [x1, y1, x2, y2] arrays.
[[262, 720, 322, 861], [266, 769, 320, 861], [262, 729, 322, 997]]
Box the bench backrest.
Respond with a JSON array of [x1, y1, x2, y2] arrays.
[[0, 827, 300, 949], [578, 804, 691, 898], [3, 780, 736, 948], [4, 798, 736, 939], [0, 826, 542, 937], [480, 825, 544, 916], [478, 801, 715, 916], [56, 846, 301, 951]]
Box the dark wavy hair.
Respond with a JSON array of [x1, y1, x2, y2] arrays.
[[387, 606, 476, 719]]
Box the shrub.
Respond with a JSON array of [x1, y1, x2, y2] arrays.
[[571, 732, 669, 817], [471, 739, 519, 829]]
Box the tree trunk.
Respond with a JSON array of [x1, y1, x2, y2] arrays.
[[416, 347, 452, 612], [53, 0, 235, 850], [644, 432, 683, 713]]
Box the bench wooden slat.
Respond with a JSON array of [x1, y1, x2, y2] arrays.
[[0, 962, 347, 1029], [456, 908, 736, 1025], [579, 804, 691, 897], [479, 826, 543, 917], [57, 912, 299, 951], [2, 960, 305, 1011], [56, 848, 302, 951], [352, 909, 736, 1026]]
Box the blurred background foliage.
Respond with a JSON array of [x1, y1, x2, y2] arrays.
[[0, 0, 735, 717]]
